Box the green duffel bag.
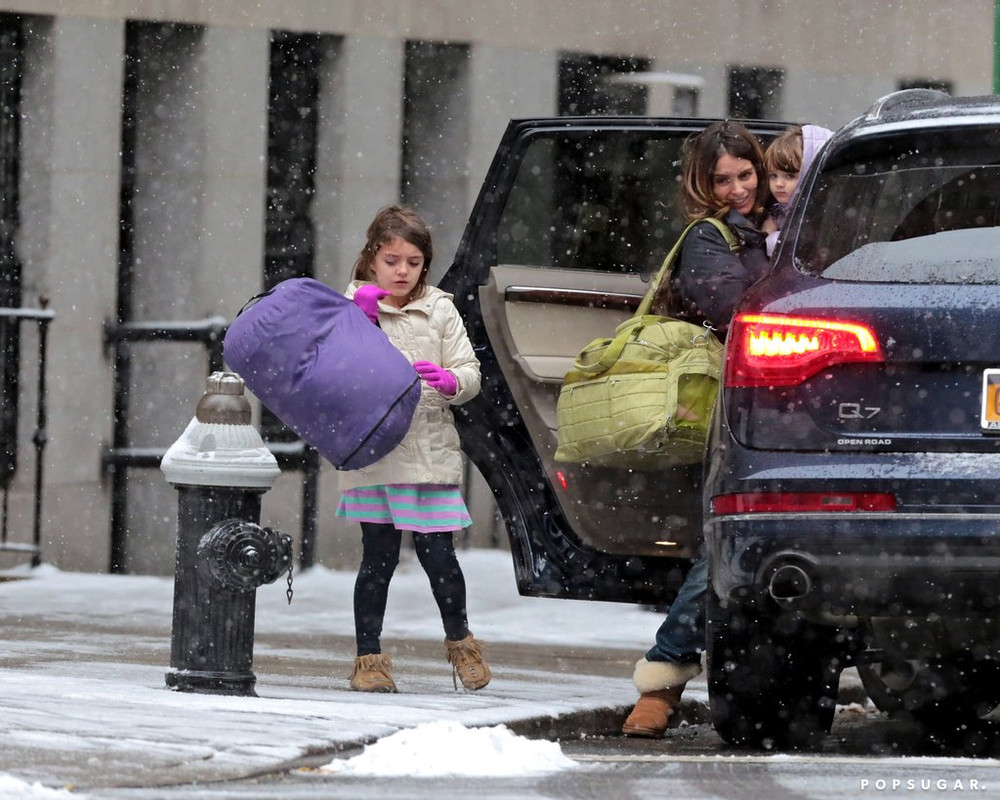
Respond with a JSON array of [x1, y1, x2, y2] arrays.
[[554, 218, 735, 469]]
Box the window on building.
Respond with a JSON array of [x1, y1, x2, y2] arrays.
[[673, 86, 699, 117], [260, 31, 327, 441], [558, 53, 651, 116], [598, 72, 701, 117], [265, 31, 324, 290], [728, 66, 784, 119], [0, 12, 22, 490]]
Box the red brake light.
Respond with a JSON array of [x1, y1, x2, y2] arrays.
[[725, 313, 883, 387], [712, 492, 897, 514]]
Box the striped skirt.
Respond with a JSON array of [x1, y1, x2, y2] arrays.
[[336, 483, 473, 534]]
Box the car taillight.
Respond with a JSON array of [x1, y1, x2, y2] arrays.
[[725, 313, 883, 387], [712, 492, 897, 514]]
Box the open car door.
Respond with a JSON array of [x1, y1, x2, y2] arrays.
[[441, 117, 783, 604]]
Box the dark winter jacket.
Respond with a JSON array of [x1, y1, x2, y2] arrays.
[[664, 209, 769, 337]]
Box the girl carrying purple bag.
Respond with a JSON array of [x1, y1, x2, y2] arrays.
[[337, 204, 490, 695]]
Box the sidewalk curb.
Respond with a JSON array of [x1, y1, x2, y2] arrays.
[[507, 705, 635, 740], [256, 680, 872, 782], [508, 679, 869, 741], [254, 674, 873, 780], [508, 698, 710, 741]]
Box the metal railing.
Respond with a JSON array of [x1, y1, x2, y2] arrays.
[[0, 302, 54, 567]]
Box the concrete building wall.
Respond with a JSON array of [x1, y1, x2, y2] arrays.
[[400, 41, 471, 283], [0, 0, 986, 88], [0, 1, 991, 573], [313, 35, 404, 294], [12, 16, 123, 571]]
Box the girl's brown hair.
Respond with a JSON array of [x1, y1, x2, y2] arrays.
[[679, 120, 767, 222], [763, 125, 804, 174], [352, 204, 434, 301]]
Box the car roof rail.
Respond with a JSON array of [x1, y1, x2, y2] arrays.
[[864, 88, 950, 121]]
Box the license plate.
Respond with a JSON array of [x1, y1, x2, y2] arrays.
[[982, 369, 1000, 431]]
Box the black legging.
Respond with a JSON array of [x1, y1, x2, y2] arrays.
[[354, 521, 469, 656]]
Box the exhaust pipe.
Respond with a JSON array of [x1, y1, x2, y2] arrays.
[[768, 562, 813, 602]]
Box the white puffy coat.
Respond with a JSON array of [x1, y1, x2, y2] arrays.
[[337, 282, 481, 491]]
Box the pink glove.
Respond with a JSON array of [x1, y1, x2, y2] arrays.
[[413, 360, 458, 397], [353, 284, 389, 324]]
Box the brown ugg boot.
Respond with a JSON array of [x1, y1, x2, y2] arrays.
[[349, 653, 397, 693], [445, 633, 491, 690], [620, 657, 703, 737], [621, 686, 684, 737]]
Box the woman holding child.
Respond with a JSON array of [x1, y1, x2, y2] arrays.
[[621, 120, 773, 738]]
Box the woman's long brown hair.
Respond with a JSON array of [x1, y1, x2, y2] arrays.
[[652, 121, 765, 315]]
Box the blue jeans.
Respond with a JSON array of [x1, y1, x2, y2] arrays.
[[645, 549, 707, 665]]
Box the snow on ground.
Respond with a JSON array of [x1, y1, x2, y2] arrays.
[[0, 549, 658, 649], [0, 548, 659, 795], [2, 548, 995, 798], [0, 775, 77, 799], [319, 720, 578, 777]]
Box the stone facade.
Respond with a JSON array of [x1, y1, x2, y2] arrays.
[[0, 1, 991, 572]]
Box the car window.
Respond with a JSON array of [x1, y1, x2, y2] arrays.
[[795, 126, 1000, 284], [496, 130, 689, 275]]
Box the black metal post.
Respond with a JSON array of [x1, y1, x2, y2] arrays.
[[30, 297, 50, 567]]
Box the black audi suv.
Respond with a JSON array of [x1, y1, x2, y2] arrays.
[[704, 89, 1000, 747]]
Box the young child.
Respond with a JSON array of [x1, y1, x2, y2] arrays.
[[336, 204, 490, 694], [761, 124, 833, 256]]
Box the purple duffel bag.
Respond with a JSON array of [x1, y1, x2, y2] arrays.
[[223, 278, 419, 470]]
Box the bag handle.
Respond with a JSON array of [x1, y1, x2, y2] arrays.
[[574, 317, 640, 374], [635, 217, 739, 318], [571, 218, 738, 376], [235, 286, 276, 317], [574, 313, 717, 375]]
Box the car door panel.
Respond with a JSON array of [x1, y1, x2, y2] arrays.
[[442, 117, 786, 603], [486, 264, 640, 379], [481, 261, 702, 559]]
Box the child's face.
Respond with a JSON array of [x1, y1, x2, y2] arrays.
[[372, 236, 424, 307], [769, 168, 799, 205]]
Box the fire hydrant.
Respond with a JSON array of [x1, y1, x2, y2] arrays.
[[160, 371, 290, 696]]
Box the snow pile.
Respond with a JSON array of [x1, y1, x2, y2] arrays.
[[0, 776, 82, 799], [321, 720, 579, 777]]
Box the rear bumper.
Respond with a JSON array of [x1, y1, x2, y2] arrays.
[[706, 511, 1000, 616]]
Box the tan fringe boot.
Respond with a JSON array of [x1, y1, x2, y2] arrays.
[[349, 653, 397, 693], [445, 633, 491, 690]]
